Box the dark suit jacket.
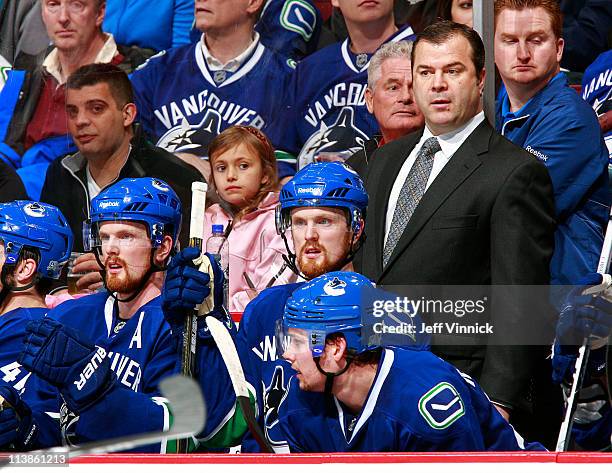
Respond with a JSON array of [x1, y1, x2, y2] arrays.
[[354, 120, 557, 411]]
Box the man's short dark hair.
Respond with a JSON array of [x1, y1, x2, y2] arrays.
[[66, 63, 134, 109], [411, 20, 485, 75]]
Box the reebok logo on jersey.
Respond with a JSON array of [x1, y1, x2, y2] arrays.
[[525, 146, 549, 162], [418, 382, 465, 430], [73, 346, 107, 391]]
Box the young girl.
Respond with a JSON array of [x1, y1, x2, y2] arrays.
[[204, 125, 296, 313]]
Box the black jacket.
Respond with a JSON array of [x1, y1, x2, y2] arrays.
[[40, 129, 205, 251]]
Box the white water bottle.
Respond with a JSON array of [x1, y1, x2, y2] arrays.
[[206, 224, 229, 307]]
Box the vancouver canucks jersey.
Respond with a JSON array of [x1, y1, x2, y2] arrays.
[[130, 38, 295, 174], [278, 26, 415, 168], [235, 282, 303, 452], [0, 308, 47, 396], [256, 0, 322, 61], [278, 347, 546, 452], [40, 293, 178, 450], [582, 50, 612, 162]]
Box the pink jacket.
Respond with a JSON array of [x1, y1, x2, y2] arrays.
[[202, 192, 297, 312]]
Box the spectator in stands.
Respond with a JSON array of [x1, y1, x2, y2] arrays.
[[559, 0, 612, 72], [276, 0, 415, 169], [0, 0, 147, 201], [494, 0, 610, 287], [39, 63, 203, 292], [347, 40, 424, 176], [436, 0, 473, 27], [0, 160, 27, 202], [130, 0, 295, 181], [204, 125, 296, 312], [0, 0, 48, 68], [103, 0, 194, 54]]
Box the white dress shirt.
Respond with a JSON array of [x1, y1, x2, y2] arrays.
[[200, 32, 260, 73], [384, 111, 485, 246]]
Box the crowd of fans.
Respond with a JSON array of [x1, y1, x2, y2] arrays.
[[0, 0, 611, 455]]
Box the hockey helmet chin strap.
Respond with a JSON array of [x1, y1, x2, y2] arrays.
[[93, 248, 169, 304], [0, 264, 41, 305], [314, 355, 354, 397]]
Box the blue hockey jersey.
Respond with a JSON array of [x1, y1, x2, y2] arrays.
[[278, 347, 546, 452], [235, 282, 303, 452], [582, 50, 612, 163], [0, 308, 47, 396], [130, 38, 295, 177], [276, 26, 415, 168]]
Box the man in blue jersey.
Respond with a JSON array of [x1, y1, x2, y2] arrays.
[[277, 0, 415, 168], [162, 161, 369, 451], [494, 0, 610, 286], [0, 201, 72, 451], [276, 271, 545, 452], [130, 0, 295, 179], [9, 177, 236, 452]]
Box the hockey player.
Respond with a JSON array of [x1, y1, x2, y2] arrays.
[[0, 201, 72, 450], [161, 161, 369, 451], [15, 177, 235, 451], [276, 0, 415, 168], [130, 0, 296, 179], [553, 273, 612, 451], [276, 271, 546, 452]]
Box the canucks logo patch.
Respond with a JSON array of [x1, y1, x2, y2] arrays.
[[23, 202, 46, 218], [298, 107, 369, 169], [263, 365, 290, 446], [323, 277, 347, 296], [157, 110, 222, 156], [418, 382, 465, 429], [280, 0, 317, 41]]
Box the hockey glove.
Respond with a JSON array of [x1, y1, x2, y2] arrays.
[[19, 319, 115, 413], [557, 273, 612, 346], [162, 247, 230, 344], [0, 384, 38, 450]]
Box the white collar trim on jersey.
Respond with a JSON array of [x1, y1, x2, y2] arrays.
[[104, 295, 115, 337], [334, 348, 394, 443], [195, 33, 265, 88], [341, 26, 414, 74]]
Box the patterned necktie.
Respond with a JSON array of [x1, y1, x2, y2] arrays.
[[383, 137, 441, 267]]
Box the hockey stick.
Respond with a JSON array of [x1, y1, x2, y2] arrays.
[[205, 316, 274, 453], [178, 181, 209, 453], [555, 207, 612, 451], [0, 375, 206, 466]]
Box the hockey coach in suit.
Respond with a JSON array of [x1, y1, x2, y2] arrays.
[[354, 21, 556, 423]]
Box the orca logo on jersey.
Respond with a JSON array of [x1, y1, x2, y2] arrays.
[[279, 0, 317, 41], [157, 110, 222, 156], [418, 382, 465, 430], [298, 107, 369, 169], [323, 277, 347, 296], [73, 346, 107, 391], [263, 365, 290, 446]]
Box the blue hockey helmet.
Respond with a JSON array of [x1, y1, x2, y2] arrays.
[[277, 271, 378, 358], [0, 201, 73, 279], [85, 177, 182, 252], [276, 162, 368, 235]]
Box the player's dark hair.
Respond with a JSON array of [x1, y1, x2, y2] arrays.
[[1, 247, 53, 295], [412, 20, 485, 75], [66, 63, 135, 109], [326, 333, 382, 367]]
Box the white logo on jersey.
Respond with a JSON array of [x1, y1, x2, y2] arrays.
[[304, 83, 367, 128], [280, 0, 317, 41]]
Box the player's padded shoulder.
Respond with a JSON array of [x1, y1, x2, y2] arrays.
[[240, 282, 304, 332], [380, 348, 477, 438]]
